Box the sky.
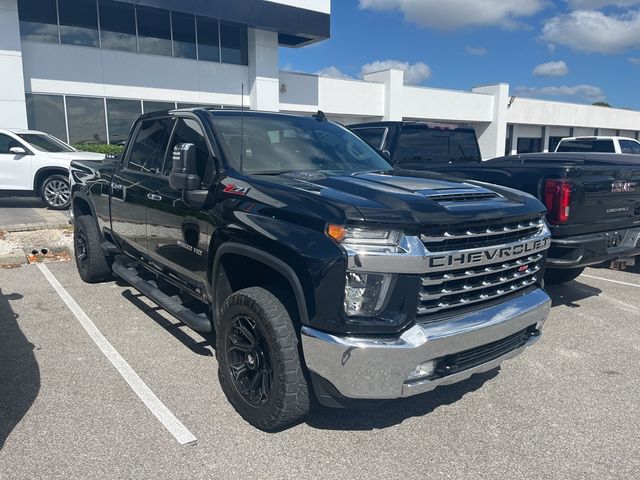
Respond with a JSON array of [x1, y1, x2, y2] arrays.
[[279, 0, 640, 110]]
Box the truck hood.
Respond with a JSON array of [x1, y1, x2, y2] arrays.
[[47, 151, 105, 161], [244, 170, 546, 227]]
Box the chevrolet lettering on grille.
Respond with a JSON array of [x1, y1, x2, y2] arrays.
[[425, 237, 551, 272]]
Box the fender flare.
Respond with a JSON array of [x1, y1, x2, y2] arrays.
[[33, 166, 69, 191], [211, 243, 310, 325]]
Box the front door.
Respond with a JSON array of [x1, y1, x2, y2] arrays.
[[0, 134, 32, 190], [110, 116, 174, 256], [145, 117, 214, 289]]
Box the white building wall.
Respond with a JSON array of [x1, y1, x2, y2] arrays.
[[248, 29, 279, 111], [0, 0, 27, 129]]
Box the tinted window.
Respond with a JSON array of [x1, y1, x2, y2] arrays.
[[25, 94, 67, 141], [18, 0, 59, 43], [220, 20, 247, 65], [214, 114, 392, 174], [394, 127, 481, 168], [557, 140, 615, 153], [163, 118, 212, 181], [353, 128, 386, 150], [549, 136, 566, 152], [99, 0, 136, 52], [619, 140, 637, 154], [0, 134, 23, 154], [196, 16, 219, 62], [172, 12, 197, 60], [127, 118, 173, 173], [107, 99, 141, 144], [66, 96, 107, 144], [17, 133, 74, 152], [143, 101, 176, 114], [137, 6, 171, 56], [633, 142, 640, 155], [517, 137, 542, 154], [58, 0, 99, 47]]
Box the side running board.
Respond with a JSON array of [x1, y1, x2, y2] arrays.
[[112, 258, 212, 333]]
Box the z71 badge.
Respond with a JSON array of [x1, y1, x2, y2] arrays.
[[223, 184, 251, 196]]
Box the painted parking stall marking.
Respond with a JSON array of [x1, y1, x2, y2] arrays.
[[37, 263, 197, 446], [582, 274, 640, 289]]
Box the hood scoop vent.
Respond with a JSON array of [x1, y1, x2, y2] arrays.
[[425, 188, 499, 203]]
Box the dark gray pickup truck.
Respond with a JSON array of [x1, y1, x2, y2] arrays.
[[351, 121, 640, 284]]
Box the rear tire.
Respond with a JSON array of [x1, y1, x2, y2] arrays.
[[545, 267, 585, 285], [40, 174, 71, 210], [74, 215, 113, 283], [216, 287, 310, 431]]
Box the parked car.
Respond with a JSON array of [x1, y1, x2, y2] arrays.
[[351, 121, 640, 284], [70, 109, 552, 430], [555, 136, 640, 155], [0, 129, 104, 209]]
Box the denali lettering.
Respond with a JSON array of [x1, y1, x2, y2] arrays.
[[428, 238, 550, 269]]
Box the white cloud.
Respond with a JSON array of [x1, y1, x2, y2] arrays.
[[541, 10, 640, 53], [533, 60, 569, 76], [629, 57, 640, 64], [315, 66, 352, 79], [358, 0, 547, 30], [514, 84, 606, 103], [566, 0, 640, 8], [465, 46, 489, 55], [282, 63, 295, 72], [361, 60, 432, 84]]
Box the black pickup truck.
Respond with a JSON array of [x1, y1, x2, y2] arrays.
[[70, 109, 552, 430], [351, 121, 640, 284]]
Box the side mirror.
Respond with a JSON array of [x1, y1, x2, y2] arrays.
[[169, 143, 201, 191], [10, 146, 27, 155]]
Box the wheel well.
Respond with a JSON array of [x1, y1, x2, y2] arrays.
[[214, 253, 301, 328], [73, 196, 93, 218], [34, 167, 69, 192]]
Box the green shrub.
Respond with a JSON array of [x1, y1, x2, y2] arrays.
[[73, 144, 124, 155]]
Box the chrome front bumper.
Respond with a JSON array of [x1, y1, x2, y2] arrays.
[[301, 288, 551, 400]]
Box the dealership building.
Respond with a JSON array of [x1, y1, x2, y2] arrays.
[[1, 0, 639, 159]]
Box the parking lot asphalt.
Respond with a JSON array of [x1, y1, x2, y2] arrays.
[[0, 197, 70, 232], [1, 261, 639, 480]]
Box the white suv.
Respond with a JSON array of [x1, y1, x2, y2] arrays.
[[0, 129, 104, 209], [555, 136, 640, 155]]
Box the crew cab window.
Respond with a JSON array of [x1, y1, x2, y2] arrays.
[[352, 127, 387, 150], [126, 117, 173, 174], [557, 139, 615, 153], [619, 140, 640, 154], [394, 127, 481, 168], [0, 134, 22, 154], [163, 118, 213, 183]]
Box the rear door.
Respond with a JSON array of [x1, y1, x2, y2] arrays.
[[0, 133, 32, 190], [144, 116, 215, 287], [110, 116, 174, 255]]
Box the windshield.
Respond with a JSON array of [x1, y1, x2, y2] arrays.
[[212, 113, 393, 175], [394, 127, 481, 168], [17, 133, 75, 153]]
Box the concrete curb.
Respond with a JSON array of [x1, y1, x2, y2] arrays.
[[0, 245, 73, 268], [2, 221, 71, 233], [0, 251, 29, 268]]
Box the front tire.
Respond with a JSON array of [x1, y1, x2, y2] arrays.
[[74, 215, 113, 283], [545, 267, 585, 285], [40, 174, 71, 210], [216, 287, 310, 431]]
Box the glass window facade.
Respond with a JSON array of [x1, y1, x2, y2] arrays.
[[17, 0, 59, 44], [517, 137, 543, 154], [106, 99, 141, 144], [25, 94, 67, 141], [172, 11, 197, 60], [58, 0, 99, 47], [66, 96, 107, 144], [136, 6, 172, 56], [143, 101, 176, 114], [99, 0, 137, 52], [17, 1, 248, 64]]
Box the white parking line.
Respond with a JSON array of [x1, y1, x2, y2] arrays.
[[37, 263, 197, 446], [582, 274, 640, 289]]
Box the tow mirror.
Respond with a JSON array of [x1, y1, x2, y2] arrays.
[[10, 146, 27, 155], [169, 143, 201, 191]]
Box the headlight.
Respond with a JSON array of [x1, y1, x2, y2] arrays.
[[344, 272, 394, 317], [327, 224, 403, 253]]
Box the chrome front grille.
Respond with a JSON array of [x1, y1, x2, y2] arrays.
[[418, 216, 547, 317], [421, 217, 546, 253]]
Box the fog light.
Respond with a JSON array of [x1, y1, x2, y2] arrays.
[[344, 272, 393, 317], [406, 361, 436, 382]]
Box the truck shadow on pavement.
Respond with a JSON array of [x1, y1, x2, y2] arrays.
[[0, 289, 40, 450], [306, 368, 500, 431], [545, 280, 602, 308]]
